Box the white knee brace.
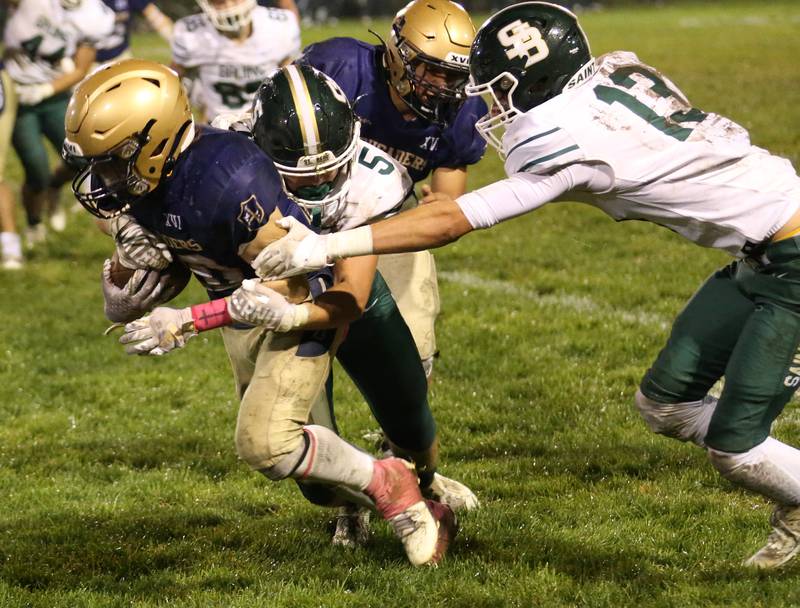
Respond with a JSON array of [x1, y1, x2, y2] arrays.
[[635, 389, 716, 447]]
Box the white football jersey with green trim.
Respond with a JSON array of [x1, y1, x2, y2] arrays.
[[501, 51, 800, 254], [333, 140, 414, 232], [4, 0, 114, 85], [172, 6, 301, 120]]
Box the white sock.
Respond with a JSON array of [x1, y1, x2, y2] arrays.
[[294, 424, 375, 491], [708, 437, 800, 505], [1, 232, 21, 259]]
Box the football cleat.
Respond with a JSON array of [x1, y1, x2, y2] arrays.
[[744, 504, 800, 569], [49, 207, 67, 233], [424, 472, 480, 511], [425, 499, 458, 565], [366, 457, 443, 566], [1, 255, 23, 270], [332, 504, 371, 548], [24, 224, 47, 250]]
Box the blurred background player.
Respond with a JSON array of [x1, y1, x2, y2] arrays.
[[171, 0, 301, 123], [96, 0, 174, 65], [0, 57, 21, 269], [300, 0, 487, 379], [63, 59, 454, 567], [3, 0, 114, 248]]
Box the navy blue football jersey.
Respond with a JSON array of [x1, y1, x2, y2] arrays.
[[97, 0, 152, 62], [300, 37, 487, 184], [130, 128, 313, 298]]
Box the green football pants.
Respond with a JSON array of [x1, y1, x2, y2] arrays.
[[336, 270, 437, 453], [11, 92, 69, 191], [641, 236, 800, 453]]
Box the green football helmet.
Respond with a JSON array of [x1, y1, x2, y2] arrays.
[[466, 1, 595, 153], [251, 64, 360, 229]]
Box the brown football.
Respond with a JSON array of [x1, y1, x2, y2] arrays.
[[108, 251, 192, 300], [109, 251, 137, 288]]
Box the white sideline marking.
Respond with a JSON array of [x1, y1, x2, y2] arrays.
[[678, 15, 800, 28], [439, 270, 670, 330]]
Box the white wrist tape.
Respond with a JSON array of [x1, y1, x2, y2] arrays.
[[326, 225, 374, 260], [277, 302, 310, 332]]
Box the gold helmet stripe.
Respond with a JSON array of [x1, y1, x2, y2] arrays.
[[284, 64, 320, 155]]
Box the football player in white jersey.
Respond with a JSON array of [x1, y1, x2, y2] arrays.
[[117, 64, 477, 548], [171, 0, 300, 123], [252, 2, 800, 570], [4, 0, 114, 244]]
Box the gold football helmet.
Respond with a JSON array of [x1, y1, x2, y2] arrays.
[[384, 0, 476, 125], [63, 59, 194, 219]]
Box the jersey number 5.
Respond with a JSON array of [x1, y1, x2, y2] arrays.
[[358, 148, 395, 175], [593, 66, 707, 141]]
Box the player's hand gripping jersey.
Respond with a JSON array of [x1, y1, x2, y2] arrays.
[[461, 51, 800, 256], [171, 6, 300, 119], [301, 38, 486, 184], [3, 0, 114, 85]]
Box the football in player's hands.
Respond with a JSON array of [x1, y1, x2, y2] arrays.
[[109, 251, 192, 298], [108, 250, 138, 289]]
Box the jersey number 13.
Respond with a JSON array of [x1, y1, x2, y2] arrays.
[[594, 66, 707, 142]]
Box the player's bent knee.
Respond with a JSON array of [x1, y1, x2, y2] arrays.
[[634, 388, 715, 446], [235, 422, 306, 477]]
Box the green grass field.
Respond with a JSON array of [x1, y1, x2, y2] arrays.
[[2, 1, 800, 606]]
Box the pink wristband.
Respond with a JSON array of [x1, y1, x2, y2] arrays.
[[190, 299, 232, 332]]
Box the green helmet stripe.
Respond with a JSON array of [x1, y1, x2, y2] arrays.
[[284, 64, 320, 155]]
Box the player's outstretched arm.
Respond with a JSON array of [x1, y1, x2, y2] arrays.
[[251, 193, 474, 280]]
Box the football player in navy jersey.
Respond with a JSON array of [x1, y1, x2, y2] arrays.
[[62, 59, 453, 567], [126, 63, 478, 547], [96, 0, 173, 64], [300, 0, 487, 382]]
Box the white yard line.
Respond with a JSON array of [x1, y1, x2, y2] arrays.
[[678, 14, 800, 28], [439, 270, 670, 329]]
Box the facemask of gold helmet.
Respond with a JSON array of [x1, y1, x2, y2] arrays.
[[62, 59, 194, 220], [384, 0, 475, 126]]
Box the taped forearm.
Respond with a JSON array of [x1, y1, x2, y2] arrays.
[[326, 225, 374, 259]]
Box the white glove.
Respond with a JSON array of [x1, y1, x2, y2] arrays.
[[228, 279, 309, 331], [15, 82, 54, 106], [119, 306, 196, 355], [210, 110, 253, 132], [251, 217, 331, 280], [110, 214, 172, 270]]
